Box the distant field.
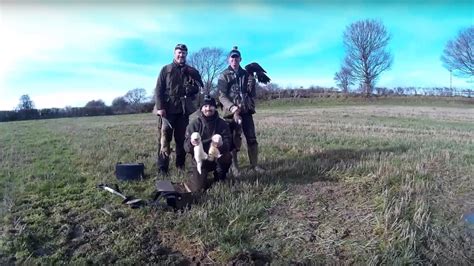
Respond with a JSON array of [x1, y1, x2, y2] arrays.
[[1, 98, 473, 264]]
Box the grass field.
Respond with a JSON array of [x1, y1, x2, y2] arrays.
[[1, 97, 473, 264]]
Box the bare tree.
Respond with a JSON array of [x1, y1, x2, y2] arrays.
[[334, 66, 354, 94], [17, 94, 35, 110], [124, 88, 147, 112], [124, 88, 147, 105], [343, 19, 393, 97], [441, 26, 474, 78], [188, 47, 227, 95]]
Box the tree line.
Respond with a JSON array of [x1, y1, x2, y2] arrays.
[[1, 89, 154, 122], [2, 84, 471, 123]]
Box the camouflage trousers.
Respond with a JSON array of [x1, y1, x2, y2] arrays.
[[186, 152, 232, 192]]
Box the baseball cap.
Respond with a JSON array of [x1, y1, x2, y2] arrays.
[[175, 43, 188, 51]]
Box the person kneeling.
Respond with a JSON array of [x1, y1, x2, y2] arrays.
[[184, 95, 232, 192]]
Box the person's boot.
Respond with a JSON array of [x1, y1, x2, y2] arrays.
[[213, 169, 226, 182], [248, 144, 265, 174], [231, 150, 241, 177], [175, 154, 186, 174], [157, 153, 169, 176]]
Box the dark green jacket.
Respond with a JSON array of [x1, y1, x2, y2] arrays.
[[184, 111, 231, 155], [155, 62, 203, 115], [217, 66, 256, 119]]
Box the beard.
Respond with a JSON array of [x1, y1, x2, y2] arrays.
[[203, 110, 214, 117]]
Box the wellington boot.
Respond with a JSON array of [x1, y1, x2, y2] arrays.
[[231, 150, 241, 177], [248, 144, 265, 174]]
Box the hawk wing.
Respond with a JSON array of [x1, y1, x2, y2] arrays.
[[245, 62, 271, 84]]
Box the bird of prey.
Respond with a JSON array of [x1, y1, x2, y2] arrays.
[[184, 66, 204, 87], [245, 62, 271, 84]]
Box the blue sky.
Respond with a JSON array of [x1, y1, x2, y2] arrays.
[[0, 0, 472, 110]]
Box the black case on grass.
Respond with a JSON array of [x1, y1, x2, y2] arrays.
[[115, 162, 145, 181]]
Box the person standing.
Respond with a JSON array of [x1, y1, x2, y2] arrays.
[[184, 95, 232, 192], [154, 44, 203, 175], [217, 46, 265, 176]]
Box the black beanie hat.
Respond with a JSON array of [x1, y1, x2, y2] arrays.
[[201, 95, 217, 108]]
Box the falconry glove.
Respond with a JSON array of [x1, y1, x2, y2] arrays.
[[247, 75, 256, 91], [184, 79, 199, 96]]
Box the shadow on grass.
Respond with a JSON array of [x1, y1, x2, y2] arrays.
[[248, 145, 409, 185]]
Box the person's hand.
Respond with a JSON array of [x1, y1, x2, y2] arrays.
[[248, 75, 256, 89], [230, 105, 239, 114], [233, 112, 242, 125], [156, 109, 166, 117]]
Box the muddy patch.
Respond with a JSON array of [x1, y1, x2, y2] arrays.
[[158, 228, 216, 264], [229, 250, 272, 265], [259, 181, 377, 262]]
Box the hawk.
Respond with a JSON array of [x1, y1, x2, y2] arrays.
[[245, 62, 271, 84], [184, 66, 204, 87]]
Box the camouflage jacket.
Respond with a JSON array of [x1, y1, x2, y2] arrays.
[[154, 62, 203, 115], [184, 111, 231, 155], [217, 66, 256, 119]]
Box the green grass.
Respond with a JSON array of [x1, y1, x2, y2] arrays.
[[259, 95, 473, 109], [1, 98, 473, 264]]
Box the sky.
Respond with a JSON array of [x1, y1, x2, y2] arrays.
[[0, 0, 473, 110]]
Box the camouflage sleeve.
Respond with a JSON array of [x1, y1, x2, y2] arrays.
[[154, 67, 167, 110], [184, 119, 197, 154], [217, 74, 235, 112]]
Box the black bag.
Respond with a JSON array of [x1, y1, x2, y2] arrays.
[[115, 162, 145, 181], [154, 180, 193, 209]]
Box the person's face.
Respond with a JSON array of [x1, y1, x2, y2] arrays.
[[174, 49, 187, 64], [229, 55, 241, 69], [201, 104, 216, 117]]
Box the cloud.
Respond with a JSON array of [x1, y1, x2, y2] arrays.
[[268, 16, 346, 60], [272, 75, 335, 88], [274, 40, 321, 59], [1, 8, 132, 88], [0, 4, 183, 109], [0, 4, 186, 72], [33, 90, 122, 109], [5, 66, 157, 109], [379, 69, 472, 89]]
